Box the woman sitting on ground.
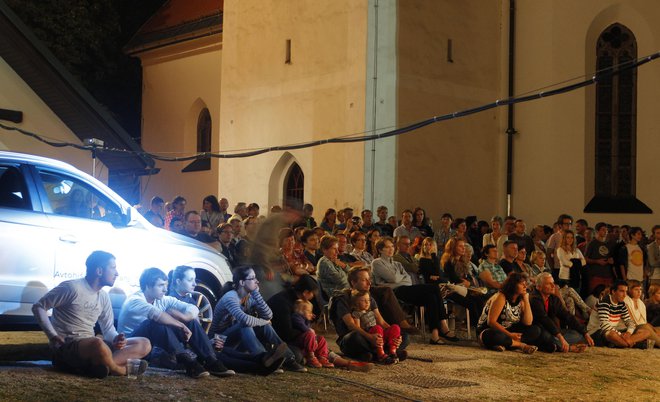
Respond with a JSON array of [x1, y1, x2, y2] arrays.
[[168, 266, 286, 376], [210, 266, 306, 373], [624, 280, 659, 347], [477, 272, 545, 354], [645, 284, 660, 327]]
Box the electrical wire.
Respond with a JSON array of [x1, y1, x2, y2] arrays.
[[1, 51, 659, 162]]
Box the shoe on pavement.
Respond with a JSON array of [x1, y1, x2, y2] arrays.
[[185, 361, 210, 379], [283, 359, 307, 373], [317, 357, 335, 368], [206, 359, 235, 377]]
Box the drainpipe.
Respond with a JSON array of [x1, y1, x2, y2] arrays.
[[506, 0, 517, 216]]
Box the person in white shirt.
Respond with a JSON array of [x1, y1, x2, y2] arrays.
[[556, 230, 586, 291], [617, 227, 646, 282], [623, 280, 659, 348], [32, 251, 150, 378]]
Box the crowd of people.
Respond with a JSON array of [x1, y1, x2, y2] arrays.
[[31, 195, 660, 379]]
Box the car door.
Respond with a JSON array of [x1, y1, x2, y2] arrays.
[[33, 168, 141, 301], [0, 163, 55, 321]]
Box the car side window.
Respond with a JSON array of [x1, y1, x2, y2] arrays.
[[0, 165, 31, 210], [37, 170, 123, 225]]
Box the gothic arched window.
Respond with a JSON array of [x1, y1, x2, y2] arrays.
[[586, 23, 650, 213]]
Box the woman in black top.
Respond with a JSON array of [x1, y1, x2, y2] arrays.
[[413, 207, 434, 238]]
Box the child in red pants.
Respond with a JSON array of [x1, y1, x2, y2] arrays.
[[291, 299, 334, 368], [350, 290, 401, 364]]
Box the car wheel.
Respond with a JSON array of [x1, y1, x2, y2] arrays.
[[192, 281, 216, 333]]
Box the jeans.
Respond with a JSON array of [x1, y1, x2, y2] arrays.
[[129, 318, 215, 361], [221, 322, 295, 361]]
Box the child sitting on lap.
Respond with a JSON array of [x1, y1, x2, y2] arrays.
[[291, 299, 334, 368], [350, 290, 400, 364]]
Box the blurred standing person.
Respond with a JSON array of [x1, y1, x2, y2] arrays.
[[295, 203, 317, 229]]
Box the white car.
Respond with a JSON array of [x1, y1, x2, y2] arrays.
[[0, 151, 231, 327]]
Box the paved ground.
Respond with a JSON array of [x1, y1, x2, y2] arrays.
[[0, 330, 658, 401]]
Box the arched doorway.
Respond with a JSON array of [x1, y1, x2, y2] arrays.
[[283, 162, 304, 210]]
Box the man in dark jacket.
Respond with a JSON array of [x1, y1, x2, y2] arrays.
[[530, 272, 594, 352]]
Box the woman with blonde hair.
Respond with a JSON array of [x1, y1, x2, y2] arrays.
[[418, 237, 442, 284], [529, 250, 551, 278], [556, 230, 586, 290], [624, 280, 659, 348]]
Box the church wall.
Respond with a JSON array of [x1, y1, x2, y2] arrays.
[[395, 0, 504, 224], [138, 36, 222, 208], [512, 0, 660, 229], [217, 0, 368, 213]]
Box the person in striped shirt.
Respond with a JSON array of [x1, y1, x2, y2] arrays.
[[592, 280, 652, 348]]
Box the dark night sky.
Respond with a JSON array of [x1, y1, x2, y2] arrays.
[[6, 0, 167, 142]]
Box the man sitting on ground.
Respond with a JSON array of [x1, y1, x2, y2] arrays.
[[329, 266, 407, 362], [118, 268, 234, 378], [530, 273, 594, 352], [32, 251, 150, 378], [587, 280, 652, 348]]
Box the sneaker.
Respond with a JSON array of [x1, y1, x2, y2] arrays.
[[283, 359, 308, 373], [137, 360, 149, 376], [395, 349, 408, 362], [257, 357, 286, 376], [150, 347, 180, 370], [317, 357, 335, 368], [346, 361, 374, 372], [305, 355, 322, 368], [185, 361, 210, 379], [262, 343, 289, 368], [205, 359, 235, 377]]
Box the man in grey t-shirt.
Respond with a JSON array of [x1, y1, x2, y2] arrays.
[[32, 251, 151, 378]]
